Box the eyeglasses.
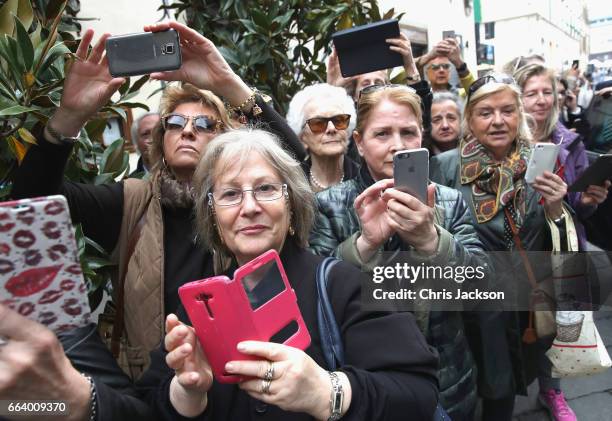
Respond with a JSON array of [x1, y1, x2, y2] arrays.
[[430, 63, 451, 71], [466, 73, 516, 103], [358, 84, 416, 101], [303, 114, 351, 134], [208, 183, 287, 207], [162, 113, 223, 134]]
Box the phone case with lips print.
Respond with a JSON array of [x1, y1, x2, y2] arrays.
[[0, 195, 91, 333]]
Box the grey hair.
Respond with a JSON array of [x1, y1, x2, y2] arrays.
[[432, 91, 463, 118], [286, 83, 356, 137], [463, 82, 532, 145], [130, 112, 160, 146], [193, 128, 315, 270]]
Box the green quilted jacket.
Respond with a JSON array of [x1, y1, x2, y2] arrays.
[[310, 165, 490, 420]]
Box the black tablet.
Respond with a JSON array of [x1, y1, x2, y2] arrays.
[[568, 154, 612, 192], [332, 19, 403, 78]]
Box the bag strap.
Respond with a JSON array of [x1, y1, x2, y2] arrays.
[[110, 212, 147, 358], [315, 256, 451, 421], [504, 207, 539, 344], [316, 257, 344, 371]]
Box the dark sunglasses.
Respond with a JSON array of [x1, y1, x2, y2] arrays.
[[466, 73, 516, 103], [162, 113, 223, 134], [430, 63, 451, 71], [358, 83, 416, 101], [304, 114, 351, 133]]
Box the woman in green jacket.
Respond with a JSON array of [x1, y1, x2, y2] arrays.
[[310, 84, 489, 421]]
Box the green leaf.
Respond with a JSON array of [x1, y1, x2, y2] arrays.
[[13, 15, 33, 70], [0, 0, 18, 35], [18, 127, 37, 144], [16, 0, 33, 32], [0, 104, 39, 116], [36, 41, 70, 76], [127, 74, 150, 94], [115, 101, 149, 111], [118, 78, 130, 95], [74, 223, 86, 255], [382, 8, 395, 20], [251, 9, 269, 30], [99, 137, 126, 176], [84, 236, 109, 255]]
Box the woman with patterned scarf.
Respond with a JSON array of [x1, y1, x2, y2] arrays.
[[430, 74, 571, 421]]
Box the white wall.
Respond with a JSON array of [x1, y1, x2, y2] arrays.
[[378, 0, 478, 73], [590, 22, 612, 55], [490, 15, 586, 71]]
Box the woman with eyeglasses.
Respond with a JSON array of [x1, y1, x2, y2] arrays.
[[286, 83, 359, 192], [430, 73, 577, 420], [11, 21, 305, 380], [137, 128, 439, 420], [310, 84, 490, 420]]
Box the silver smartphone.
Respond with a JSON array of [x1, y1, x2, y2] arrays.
[[393, 148, 429, 203], [524, 142, 561, 184], [106, 29, 182, 77]]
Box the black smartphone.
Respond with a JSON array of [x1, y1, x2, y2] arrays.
[[393, 148, 429, 204], [571, 59, 579, 70], [106, 29, 182, 77], [568, 154, 612, 192], [332, 19, 403, 78], [442, 30, 456, 40]]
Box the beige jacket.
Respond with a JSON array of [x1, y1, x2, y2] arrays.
[[111, 172, 164, 378]]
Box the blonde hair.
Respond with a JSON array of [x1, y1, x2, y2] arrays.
[[513, 63, 559, 142], [148, 84, 234, 174], [193, 128, 314, 271], [463, 82, 532, 146], [356, 86, 423, 134]]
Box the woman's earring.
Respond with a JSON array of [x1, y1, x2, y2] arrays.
[[289, 225, 295, 236], [162, 156, 168, 169]]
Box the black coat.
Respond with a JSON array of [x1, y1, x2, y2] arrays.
[[142, 240, 439, 421]]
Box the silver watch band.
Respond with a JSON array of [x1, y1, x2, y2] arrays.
[[328, 371, 343, 421], [45, 121, 81, 145]]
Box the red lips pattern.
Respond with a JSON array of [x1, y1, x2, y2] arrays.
[[1, 196, 91, 332], [5, 265, 63, 297]]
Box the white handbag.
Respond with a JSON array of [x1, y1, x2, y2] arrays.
[[545, 206, 612, 377]]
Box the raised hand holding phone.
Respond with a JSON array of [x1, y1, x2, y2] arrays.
[[144, 21, 252, 107], [51, 29, 125, 137]]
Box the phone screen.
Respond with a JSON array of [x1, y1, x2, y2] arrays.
[[241, 259, 286, 311]]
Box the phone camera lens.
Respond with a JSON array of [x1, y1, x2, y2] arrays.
[[162, 43, 174, 54]]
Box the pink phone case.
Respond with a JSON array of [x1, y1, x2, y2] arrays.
[[178, 249, 311, 383]]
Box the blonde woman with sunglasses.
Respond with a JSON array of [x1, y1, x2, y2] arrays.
[[286, 83, 359, 192], [11, 21, 305, 380], [310, 83, 490, 420]]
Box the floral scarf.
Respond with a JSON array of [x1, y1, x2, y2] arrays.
[[460, 135, 531, 225]]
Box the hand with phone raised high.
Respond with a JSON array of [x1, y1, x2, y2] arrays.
[[144, 21, 252, 109], [50, 29, 126, 138]]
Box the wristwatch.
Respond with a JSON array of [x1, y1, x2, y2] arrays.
[[456, 62, 468, 74], [45, 121, 81, 145], [328, 371, 343, 421], [405, 73, 421, 83]]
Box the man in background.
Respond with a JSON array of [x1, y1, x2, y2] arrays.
[[129, 112, 159, 177]]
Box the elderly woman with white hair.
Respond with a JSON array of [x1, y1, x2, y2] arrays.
[[286, 83, 359, 192]]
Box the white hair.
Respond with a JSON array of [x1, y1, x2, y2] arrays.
[[130, 112, 160, 146], [286, 83, 356, 136]]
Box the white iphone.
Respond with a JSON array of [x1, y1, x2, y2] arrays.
[[525, 143, 561, 184]]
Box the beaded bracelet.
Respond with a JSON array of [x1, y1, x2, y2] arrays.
[[81, 373, 98, 421]]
